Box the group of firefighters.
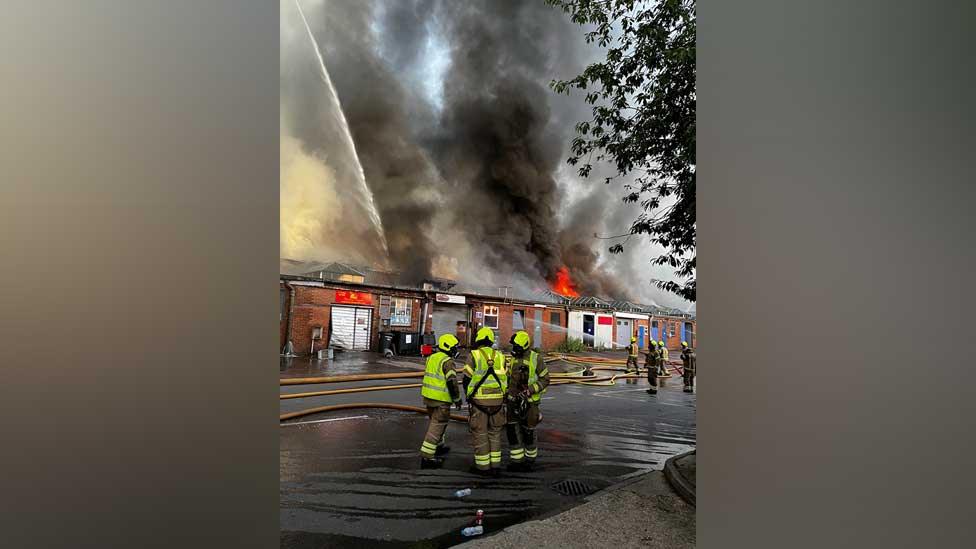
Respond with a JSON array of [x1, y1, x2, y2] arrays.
[[418, 326, 696, 475], [626, 336, 697, 395]]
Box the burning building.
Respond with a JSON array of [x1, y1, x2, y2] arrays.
[[280, 0, 694, 312]]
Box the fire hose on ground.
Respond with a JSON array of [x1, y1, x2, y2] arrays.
[[279, 354, 690, 422], [280, 402, 469, 423]]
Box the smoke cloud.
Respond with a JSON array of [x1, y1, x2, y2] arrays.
[[281, 0, 692, 310]]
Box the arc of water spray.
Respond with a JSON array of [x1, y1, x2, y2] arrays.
[[294, 0, 390, 260]]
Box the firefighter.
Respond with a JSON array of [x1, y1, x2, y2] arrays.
[[505, 330, 550, 472], [658, 340, 669, 377], [645, 340, 659, 395], [625, 335, 639, 374], [419, 334, 462, 469], [681, 341, 696, 393], [462, 327, 508, 477]]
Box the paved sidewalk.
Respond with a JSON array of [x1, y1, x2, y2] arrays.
[[454, 470, 695, 549]]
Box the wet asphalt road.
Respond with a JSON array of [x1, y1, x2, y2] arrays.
[[280, 352, 696, 548]]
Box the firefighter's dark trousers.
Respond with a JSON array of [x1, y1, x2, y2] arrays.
[[506, 403, 542, 463], [469, 401, 506, 470], [626, 355, 639, 372], [645, 357, 657, 388], [420, 399, 452, 458], [683, 366, 695, 391]]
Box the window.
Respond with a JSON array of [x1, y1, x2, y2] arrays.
[[337, 273, 365, 284], [550, 312, 560, 325], [513, 309, 525, 330], [390, 297, 411, 326], [483, 305, 499, 329]]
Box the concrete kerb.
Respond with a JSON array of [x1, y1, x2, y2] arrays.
[[453, 468, 696, 548], [663, 449, 696, 507]]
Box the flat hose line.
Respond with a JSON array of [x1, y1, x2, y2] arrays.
[[278, 356, 685, 420], [278, 372, 677, 421], [280, 402, 469, 423], [281, 383, 422, 400]]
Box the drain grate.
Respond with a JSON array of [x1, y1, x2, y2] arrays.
[[551, 479, 595, 497]]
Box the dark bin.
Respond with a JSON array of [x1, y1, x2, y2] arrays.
[[396, 332, 422, 356], [379, 332, 396, 357], [421, 333, 436, 346]]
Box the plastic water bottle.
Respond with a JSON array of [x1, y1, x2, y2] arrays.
[[454, 488, 472, 498], [461, 510, 485, 537]]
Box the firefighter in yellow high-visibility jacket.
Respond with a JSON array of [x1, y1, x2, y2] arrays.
[[625, 336, 639, 374], [462, 327, 508, 477], [419, 334, 462, 469], [505, 330, 550, 472]]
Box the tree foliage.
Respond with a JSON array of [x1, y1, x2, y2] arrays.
[[547, 0, 696, 302]]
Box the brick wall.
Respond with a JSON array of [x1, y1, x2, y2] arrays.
[[539, 307, 567, 351], [465, 301, 568, 351], [654, 316, 697, 351], [287, 285, 336, 355]]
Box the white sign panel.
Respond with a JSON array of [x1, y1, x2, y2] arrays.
[[435, 293, 466, 305]]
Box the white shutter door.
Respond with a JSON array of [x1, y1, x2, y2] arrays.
[[616, 319, 631, 348], [330, 307, 356, 349]]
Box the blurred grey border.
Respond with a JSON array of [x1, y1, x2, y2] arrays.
[[0, 1, 278, 547], [700, 0, 975, 547]]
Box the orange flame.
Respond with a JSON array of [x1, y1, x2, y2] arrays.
[[550, 266, 580, 297]]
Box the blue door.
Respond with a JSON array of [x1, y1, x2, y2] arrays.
[[638, 326, 645, 348], [680, 323, 686, 344], [651, 321, 659, 342]]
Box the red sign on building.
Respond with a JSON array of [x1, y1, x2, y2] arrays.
[[597, 315, 613, 325], [335, 290, 372, 306]]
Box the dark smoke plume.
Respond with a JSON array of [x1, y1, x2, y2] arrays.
[[422, 0, 630, 298], [426, 1, 570, 282], [288, 0, 669, 303]]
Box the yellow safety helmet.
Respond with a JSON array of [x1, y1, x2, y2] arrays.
[[437, 333, 460, 355], [650, 340, 658, 347], [475, 326, 495, 346], [631, 336, 637, 343], [658, 340, 665, 347], [511, 330, 531, 353], [681, 341, 688, 348]]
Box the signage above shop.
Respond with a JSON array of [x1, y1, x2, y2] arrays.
[[435, 293, 466, 305], [335, 290, 372, 306], [597, 315, 614, 325]]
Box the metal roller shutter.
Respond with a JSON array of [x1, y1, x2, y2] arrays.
[[331, 306, 372, 350], [432, 304, 467, 341]]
